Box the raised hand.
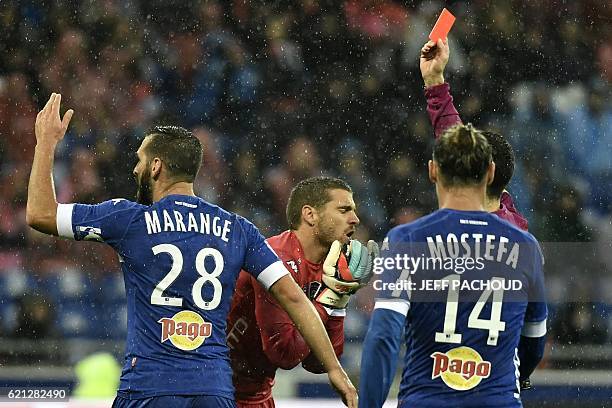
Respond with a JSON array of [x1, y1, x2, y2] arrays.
[[35, 93, 74, 146], [420, 38, 450, 88]]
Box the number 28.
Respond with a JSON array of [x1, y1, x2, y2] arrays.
[[150, 244, 224, 310]]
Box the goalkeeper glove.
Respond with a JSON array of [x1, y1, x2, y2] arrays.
[[315, 239, 380, 309]]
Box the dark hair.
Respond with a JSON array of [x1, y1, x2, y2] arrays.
[[482, 131, 515, 198], [433, 123, 492, 187], [143, 126, 203, 182], [286, 177, 353, 230]]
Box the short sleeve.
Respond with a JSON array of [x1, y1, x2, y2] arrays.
[[56, 199, 141, 248], [240, 219, 287, 290], [372, 229, 411, 316]]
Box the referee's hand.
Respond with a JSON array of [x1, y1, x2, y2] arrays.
[[420, 38, 450, 88]]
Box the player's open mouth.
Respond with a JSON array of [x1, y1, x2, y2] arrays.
[[346, 231, 355, 238]]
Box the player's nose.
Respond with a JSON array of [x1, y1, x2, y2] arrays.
[[349, 212, 360, 225]]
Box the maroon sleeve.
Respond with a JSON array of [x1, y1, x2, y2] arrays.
[[301, 305, 345, 374], [425, 83, 463, 139], [254, 281, 330, 370], [500, 191, 516, 211], [500, 191, 530, 231]]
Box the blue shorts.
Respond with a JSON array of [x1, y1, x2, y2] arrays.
[[112, 395, 236, 408]]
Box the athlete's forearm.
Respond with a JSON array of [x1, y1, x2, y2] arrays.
[[359, 308, 404, 408], [518, 335, 546, 381], [425, 82, 462, 139], [302, 314, 344, 373], [28, 93, 72, 234], [26, 142, 59, 235], [270, 275, 342, 373]]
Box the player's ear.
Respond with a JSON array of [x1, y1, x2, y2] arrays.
[[301, 205, 316, 227], [486, 161, 495, 186], [428, 160, 437, 184], [150, 157, 163, 180]]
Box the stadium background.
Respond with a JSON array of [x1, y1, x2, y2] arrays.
[[0, 0, 610, 406]]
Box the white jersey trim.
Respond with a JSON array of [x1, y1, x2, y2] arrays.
[[374, 299, 410, 316], [56, 203, 75, 239], [257, 261, 289, 290], [521, 319, 547, 337]]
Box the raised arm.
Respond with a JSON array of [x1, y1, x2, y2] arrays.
[[269, 274, 357, 407], [420, 39, 463, 138], [26, 93, 74, 235]]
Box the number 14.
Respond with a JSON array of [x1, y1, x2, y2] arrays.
[[435, 274, 506, 346]]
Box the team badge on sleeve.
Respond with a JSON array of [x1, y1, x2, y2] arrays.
[[431, 346, 491, 390], [158, 311, 212, 351], [76, 226, 103, 242]]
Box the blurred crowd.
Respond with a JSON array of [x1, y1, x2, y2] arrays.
[[0, 0, 611, 348]]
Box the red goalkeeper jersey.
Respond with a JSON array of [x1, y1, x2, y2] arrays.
[[425, 83, 529, 230], [227, 230, 344, 402]]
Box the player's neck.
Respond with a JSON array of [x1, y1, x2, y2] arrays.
[[153, 181, 196, 202], [293, 228, 328, 264], [437, 186, 487, 212], [484, 195, 501, 213]]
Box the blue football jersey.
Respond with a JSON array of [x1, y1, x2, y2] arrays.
[[56, 195, 288, 399], [367, 209, 546, 408]]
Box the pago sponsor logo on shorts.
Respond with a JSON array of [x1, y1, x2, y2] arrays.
[[158, 310, 212, 351], [431, 346, 491, 390]]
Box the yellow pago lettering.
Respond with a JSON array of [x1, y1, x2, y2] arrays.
[[431, 346, 491, 390], [158, 310, 212, 351]]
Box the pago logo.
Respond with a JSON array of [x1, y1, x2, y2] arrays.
[[431, 346, 491, 390], [158, 310, 212, 351]]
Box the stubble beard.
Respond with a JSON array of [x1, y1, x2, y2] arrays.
[[315, 217, 341, 249], [136, 167, 153, 205]]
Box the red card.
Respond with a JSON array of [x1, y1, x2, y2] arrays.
[[429, 8, 456, 42]]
